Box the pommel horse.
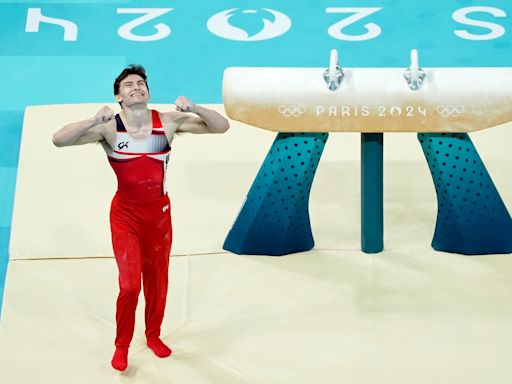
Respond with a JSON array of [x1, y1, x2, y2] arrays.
[[223, 50, 512, 256]]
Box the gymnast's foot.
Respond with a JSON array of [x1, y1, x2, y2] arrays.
[[111, 347, 128, 371], [147, 337, 172, 358]]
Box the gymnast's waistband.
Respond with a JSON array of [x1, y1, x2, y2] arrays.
[[112, 192, 170, 206]]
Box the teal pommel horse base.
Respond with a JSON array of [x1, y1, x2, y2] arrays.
[[221, 62, 512, 256], [361, 133, 384, 253], [223, 133, 328, 255]]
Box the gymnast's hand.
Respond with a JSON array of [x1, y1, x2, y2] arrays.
[[175, 96, 197, 113], [93, 106, 116, 125]]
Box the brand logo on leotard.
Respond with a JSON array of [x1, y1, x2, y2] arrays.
[[118, 141, 129, 150], [162, 204, 170, 212]]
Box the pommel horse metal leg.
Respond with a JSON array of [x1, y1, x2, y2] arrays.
[[419, 132, 512, 254], [223, 132, 328, 255], [361, 133, 384, 253]]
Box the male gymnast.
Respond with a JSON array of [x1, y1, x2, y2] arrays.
[[52, 64, 230, 371]]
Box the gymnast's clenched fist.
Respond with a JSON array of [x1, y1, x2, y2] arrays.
[[94, 106, 116, 124], [174, 96, 197, 113]]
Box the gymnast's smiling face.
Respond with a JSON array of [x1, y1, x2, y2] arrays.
[[115, 74, 150, 109]]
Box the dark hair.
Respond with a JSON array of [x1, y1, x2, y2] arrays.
[[113, 64, 149, 95]]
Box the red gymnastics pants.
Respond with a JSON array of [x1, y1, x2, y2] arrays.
[[110, 193, 172, 348]]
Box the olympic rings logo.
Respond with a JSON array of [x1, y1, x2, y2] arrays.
[[278, 105, 307, 117], [436, 105, 465, 117]]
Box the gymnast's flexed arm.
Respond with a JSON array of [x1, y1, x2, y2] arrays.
[[52, 106, 116, 147], [163, 96, 230, 134]]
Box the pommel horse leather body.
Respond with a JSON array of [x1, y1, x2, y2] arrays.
[[223, 67, 512, 133]]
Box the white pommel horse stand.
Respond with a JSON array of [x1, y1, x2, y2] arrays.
[[222, 49, 512, 256]]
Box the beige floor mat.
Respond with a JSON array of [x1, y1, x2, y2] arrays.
[[1, 104, 511, 383]]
